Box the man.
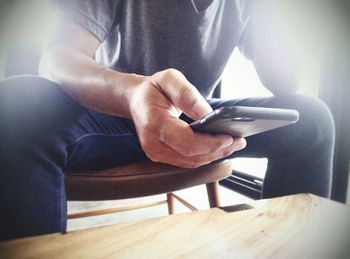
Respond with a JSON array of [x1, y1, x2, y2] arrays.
[[0, 0, 334, 240]]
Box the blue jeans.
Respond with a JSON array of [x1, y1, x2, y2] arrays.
[[0, 76, 335, 240]]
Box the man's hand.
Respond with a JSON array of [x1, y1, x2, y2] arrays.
[[41, 20, 246, 168], [129, 68, 246, 168]]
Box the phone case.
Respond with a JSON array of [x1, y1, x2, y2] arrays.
[[190, 106, 299, 137]]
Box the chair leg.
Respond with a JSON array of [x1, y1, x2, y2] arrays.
[[206, 181, 221, 208], [166, 193, 175, 215]]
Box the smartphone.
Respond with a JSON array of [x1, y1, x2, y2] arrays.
[[190, 106, 299, 137]]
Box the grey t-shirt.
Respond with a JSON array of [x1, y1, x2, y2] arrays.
[[53, 0, 250, 98]]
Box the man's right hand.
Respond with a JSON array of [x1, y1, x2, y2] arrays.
[[41, 20, 246, 168], [128, 68, 246, 168]]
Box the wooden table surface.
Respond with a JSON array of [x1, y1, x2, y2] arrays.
[[1, 193, 350, 259]]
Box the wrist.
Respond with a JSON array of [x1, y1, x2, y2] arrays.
[[102, 68, 146, 119]]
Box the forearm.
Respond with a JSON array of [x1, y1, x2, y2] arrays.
[[39, 45, 144, 118]]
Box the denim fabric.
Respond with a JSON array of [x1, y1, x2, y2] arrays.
[[0, 76, 335, 240]]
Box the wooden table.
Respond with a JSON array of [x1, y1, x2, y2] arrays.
[[1, 194, 350, 259]]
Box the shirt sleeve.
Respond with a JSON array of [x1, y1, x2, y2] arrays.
[[52, 0, 122, 42]]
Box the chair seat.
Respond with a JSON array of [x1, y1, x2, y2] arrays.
[[65, 159, 232, 201]]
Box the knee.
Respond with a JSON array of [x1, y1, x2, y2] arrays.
[[0, 75, 62, 111], [280, 95, 335, 147], [298, 95, 334, 142], [1, 75, 61, 109], [0, 76, 54, 145], [0, 75, 79, 144]]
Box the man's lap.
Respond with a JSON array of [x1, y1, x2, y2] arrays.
[[66, 94, 333, 172], [0, 75, 333, 171]]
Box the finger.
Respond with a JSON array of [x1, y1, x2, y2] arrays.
[[158, 116, 236, 156], [143, 139, 210, 168], [152, 69, 212, 120], [146, 136, 246, 169], [184, 138, 247, 165]]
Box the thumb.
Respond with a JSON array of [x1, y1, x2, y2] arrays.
[[153, 69, 213, 120]]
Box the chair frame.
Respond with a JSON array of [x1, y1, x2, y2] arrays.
[[65, 160, 232, 219]]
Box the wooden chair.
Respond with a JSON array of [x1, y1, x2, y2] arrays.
[[65, 159, 232, 219]]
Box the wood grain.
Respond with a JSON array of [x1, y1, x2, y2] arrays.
[[1, 194, 349, 259]]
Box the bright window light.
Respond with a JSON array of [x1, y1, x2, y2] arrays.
[[221, 48, 272, 99]]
